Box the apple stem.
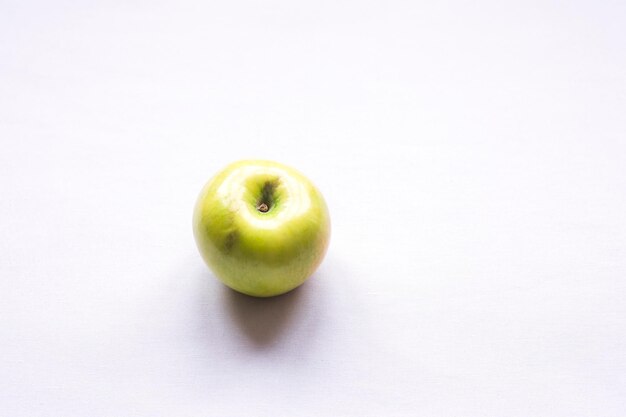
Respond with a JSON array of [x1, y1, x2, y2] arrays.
[[257, 203, 269, 213]]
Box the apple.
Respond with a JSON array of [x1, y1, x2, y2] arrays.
[[193, 160, 331, 297]]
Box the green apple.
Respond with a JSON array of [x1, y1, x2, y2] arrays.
[[193, 160, 331, 297]]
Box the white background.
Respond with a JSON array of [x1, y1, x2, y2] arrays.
[[1, 1, 625, 415]]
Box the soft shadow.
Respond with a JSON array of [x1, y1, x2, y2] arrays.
[[222, 284, 307, 348]]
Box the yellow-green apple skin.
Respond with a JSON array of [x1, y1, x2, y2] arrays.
[[193, 160, 331, 297]]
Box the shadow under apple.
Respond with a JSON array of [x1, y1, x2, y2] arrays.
[[221, 283, 308, 349]]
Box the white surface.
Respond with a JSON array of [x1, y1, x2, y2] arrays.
[[1, 1, 626, 415]]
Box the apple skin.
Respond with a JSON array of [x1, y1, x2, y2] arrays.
[[193, 160, 331, 297]]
